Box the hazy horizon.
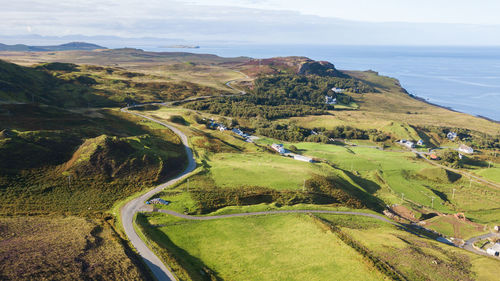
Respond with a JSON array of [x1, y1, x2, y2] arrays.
[[2, 0, 500, 46]]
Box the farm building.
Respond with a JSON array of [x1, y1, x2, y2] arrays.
[[271, 143, 286, 154], [494, 225, 500, 232], [486, 243, 500, 256], [293, 154, 313, 163], [417, 139, 424, 146], [458, 144, 473, 154]]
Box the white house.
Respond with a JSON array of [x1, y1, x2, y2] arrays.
[[447, 132, 457, 140], [405, 141, 415, 149], [399, 139, 415, 149], [232, 128, 243, 135], [486, 243, 500, 257], [271, 143, 286, 154], [332, 87, 344, 94], [293, 154, 313, 163], [325, 95, 337, 105], [417, 139, 424, 146], [458, 144, 473, 154], [494, 225, 500, 232]]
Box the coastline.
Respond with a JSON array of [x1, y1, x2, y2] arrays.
[[406, 90, 500, 124]]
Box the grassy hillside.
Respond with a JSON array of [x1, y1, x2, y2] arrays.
[[0, 106, 186, 215], [0, 60, 232, 107], [290, 70, 500, 136], [0, 49, 250, 91], [0, 60, 116, 107], [0, 216, 150, 281], [317, 214, 499, 281], [0, 104, 185, 278], [290, 142, 500, 222]]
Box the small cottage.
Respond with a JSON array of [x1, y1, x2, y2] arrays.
[[447, 132, 457, 140], [325, 95, 337, 105], [458, 144, 473, 154], [271, 143, 286, 154]]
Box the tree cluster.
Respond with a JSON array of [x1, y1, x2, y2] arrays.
[[185, 74, 374, 120]]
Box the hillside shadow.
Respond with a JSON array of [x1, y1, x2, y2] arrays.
[[334, 170, 386, 212], [463, 157, 489, 168]]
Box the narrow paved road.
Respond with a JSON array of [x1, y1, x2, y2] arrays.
[[120, 107, 197, 281], [463, 232, 500, 258], [156, 209, 397, 224]]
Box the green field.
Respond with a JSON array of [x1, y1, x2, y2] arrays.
[[290, 142, 500, 217], [423, 215, 488, 239], [209, 152, 334, 190], [141, 213, 387, 281], [473, 166, 500, 183]]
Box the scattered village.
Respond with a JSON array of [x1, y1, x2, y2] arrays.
[[207, 119, 257, 143], [398, 130, 474, 161]]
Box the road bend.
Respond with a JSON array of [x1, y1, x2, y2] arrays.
[[120, 107, 196, 281]]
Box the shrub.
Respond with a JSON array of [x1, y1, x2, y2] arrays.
[[168, 115, 188, 125]]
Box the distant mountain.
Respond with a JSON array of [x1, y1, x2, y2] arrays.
[[0, 42, 106, 52]]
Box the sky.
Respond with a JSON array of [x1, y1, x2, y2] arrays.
[[1, 0, 500, 45], [191, 0, 500, 25]]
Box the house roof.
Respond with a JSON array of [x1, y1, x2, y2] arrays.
[[490, 243, 500, 252]]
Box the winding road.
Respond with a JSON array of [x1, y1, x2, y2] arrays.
[[120, 107, 196, 281]]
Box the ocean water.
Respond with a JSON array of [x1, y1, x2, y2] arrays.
[[142, 45, 500, 121]]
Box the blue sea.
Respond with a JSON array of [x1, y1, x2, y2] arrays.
[[142, 45, 500, 121]]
